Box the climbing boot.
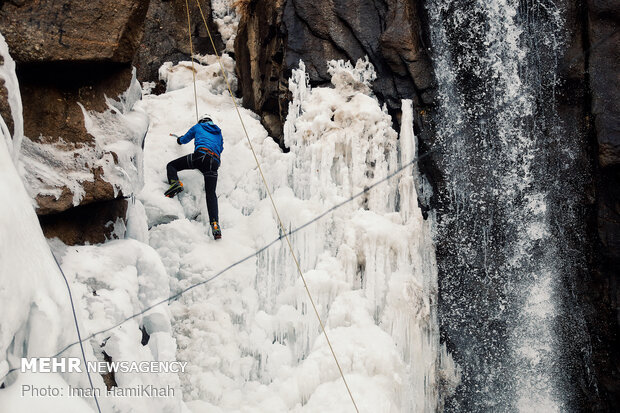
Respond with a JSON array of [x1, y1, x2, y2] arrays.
[[210, 220, 222, 240], [164, 180, 184, 198]]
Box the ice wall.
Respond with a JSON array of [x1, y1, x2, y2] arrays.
[[0, 34, 66, 388], [53, 239, 185, 413], [0, 36, 183, 412], [0, 77, 96, 411], [259, 59, 459, 411]]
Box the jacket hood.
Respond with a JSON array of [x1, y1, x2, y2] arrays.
[[200, 122, 222, 134]]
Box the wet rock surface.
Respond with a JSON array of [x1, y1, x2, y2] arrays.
[[589, 0, 620, 168], [419, 0, 620, 409]]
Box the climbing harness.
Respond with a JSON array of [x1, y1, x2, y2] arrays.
[[196, 146, 220, 161]]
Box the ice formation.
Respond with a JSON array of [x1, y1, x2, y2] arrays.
[[159, 54, 237, 95], [211, 0, 240, 52], [0, 42, 183, 412], [54, 240, 185, 413], [0, 60, 95, 411], [0, 125, 185, 413]]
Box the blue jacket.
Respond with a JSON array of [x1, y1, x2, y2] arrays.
[[179, 122, 224, 158]]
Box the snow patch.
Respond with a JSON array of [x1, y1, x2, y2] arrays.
[[211, 0, 240, 52], [159, 54, 237, 96]]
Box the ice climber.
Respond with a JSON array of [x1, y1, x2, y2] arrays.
[[165, 114, 223, 240]]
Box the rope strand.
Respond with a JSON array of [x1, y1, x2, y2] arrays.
[[185, 0, 199, 122], [52, 252, 103, 413]]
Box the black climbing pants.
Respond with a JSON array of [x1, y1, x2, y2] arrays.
[[166, 151, 219, 223]]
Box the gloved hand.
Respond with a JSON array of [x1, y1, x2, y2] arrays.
[[170, 133, 182, 145]]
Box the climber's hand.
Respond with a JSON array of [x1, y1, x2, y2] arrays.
[[170, 133, 182, 145]]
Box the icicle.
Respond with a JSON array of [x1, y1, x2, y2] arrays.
[[398, 99, 418, 223]]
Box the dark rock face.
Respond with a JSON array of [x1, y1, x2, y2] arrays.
[[0, 78, 12, 136], [589, 1, 620, 168], [234, 0, 434, 142], [133, 0, 224, 82], [39, 198, 129, 245], [0, 0, 150, 63], [584, 0, 620, 407], [234, 0, 288, 139], [19, 63, 135, 146]]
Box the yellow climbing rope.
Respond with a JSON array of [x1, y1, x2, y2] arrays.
[[185, 1, 360, 411], [185, 0, 199, 122]]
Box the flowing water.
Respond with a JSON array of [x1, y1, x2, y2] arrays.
[[426, 0, 591, 411]]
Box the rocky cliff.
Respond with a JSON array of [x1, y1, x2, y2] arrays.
[[584, 0, 620, 407], [133, 0, 223, 83]]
